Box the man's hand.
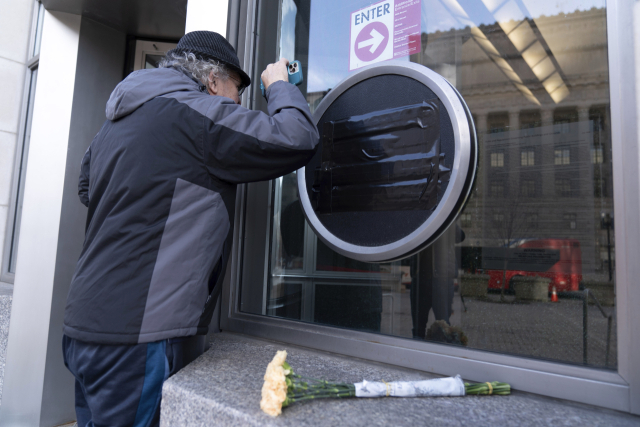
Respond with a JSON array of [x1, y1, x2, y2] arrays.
[[261, 58, 289, 92]]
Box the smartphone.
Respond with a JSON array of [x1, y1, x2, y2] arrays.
[[260, 60, 303, 97]]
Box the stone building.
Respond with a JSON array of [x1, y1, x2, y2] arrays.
[[410, 8, 614, 276]]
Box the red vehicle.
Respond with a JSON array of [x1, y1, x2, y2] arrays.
[[485, 239, 583, 293]]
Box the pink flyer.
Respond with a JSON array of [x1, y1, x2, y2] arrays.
[[393, 0, 421, 58]]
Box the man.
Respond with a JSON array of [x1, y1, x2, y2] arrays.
[[62, 31, 319, 426]]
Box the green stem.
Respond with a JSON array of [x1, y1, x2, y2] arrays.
[[464, 382, 511, 395], [289, 391, 356, 403]]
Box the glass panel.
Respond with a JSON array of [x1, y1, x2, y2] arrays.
[[241, 0, 616, 369], [32, 2, 45, 57], [144, 54, 164, 69], [9, 68, 38, 273]]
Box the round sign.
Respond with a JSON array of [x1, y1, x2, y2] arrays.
[[354, 22, 389, 62], [298, 61, 477, 262]]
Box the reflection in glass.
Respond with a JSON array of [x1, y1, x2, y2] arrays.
[[33, 2, 45, 57], [241, 0, 616, 370], [9, 68, 38, 274], [145, 54, 164, 69]]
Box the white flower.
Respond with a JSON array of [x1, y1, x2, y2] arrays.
[[260, 350, 289, 416]]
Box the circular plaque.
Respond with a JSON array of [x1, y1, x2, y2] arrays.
[[298, 61, 477, 262]]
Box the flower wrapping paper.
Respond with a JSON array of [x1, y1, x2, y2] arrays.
[[354, 375, 466, 397]]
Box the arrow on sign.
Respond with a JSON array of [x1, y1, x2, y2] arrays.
[[358, 28, 384, 53]]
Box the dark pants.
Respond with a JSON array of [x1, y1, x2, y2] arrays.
[[62, 334, 206, 427]]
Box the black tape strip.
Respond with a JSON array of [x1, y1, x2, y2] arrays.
[[312, 101, 445, 213]]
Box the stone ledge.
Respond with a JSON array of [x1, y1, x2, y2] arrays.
[[160, 333, 639, 427]]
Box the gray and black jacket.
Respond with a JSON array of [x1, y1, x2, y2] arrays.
[[63, 67, 319, 345]]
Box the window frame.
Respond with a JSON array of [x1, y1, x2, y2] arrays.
[[1, 1, 43, 284], [221, 0, 640, 414]]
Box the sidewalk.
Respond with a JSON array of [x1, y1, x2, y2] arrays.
[[0, 293, 12, 405]]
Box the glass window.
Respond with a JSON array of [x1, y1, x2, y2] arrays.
[[555, 119, 572, 134], [520, 179, 536, 197], [240, 0, 617, 370], [460, 213, 472, 227], [591, 147, 603, 164], [520, 111, 541, 137], [490, 180, 505, 197], [594, 177, 606, 197], [555, 178, 572, 197], [521, 149, 535, 166], [32, 2, 45, 57], [490, 151, 504, 167], [564, 213, 577, 230], [554, 147, 570, 165]]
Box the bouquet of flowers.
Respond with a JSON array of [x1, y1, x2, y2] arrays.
[[260, 350, 510, 417]]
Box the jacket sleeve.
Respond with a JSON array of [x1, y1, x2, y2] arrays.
[[78, 146, 91, 207], [202, 81, 320, 184]]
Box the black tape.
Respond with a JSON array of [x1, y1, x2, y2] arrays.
[[312, 101, 448, 214]]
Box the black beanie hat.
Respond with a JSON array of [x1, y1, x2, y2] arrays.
[[167, 31, 251, 87]]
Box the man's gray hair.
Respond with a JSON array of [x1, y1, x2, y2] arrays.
[[159, 51, 230, 86]]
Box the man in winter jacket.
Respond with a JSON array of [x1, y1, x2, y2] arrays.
[[62, 31, 319, 426]]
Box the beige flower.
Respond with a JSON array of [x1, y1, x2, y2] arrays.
[[260, 350, 289, 416]]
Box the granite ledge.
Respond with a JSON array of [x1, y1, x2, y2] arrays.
[[160, 332, 639, 427]]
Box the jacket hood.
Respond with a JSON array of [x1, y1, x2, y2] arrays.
[[106, 67, 205, 121]]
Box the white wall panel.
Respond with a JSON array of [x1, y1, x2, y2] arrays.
[[0, 10, 81, 426], [0, 60, 27, 134], [0, 0, 34, 63], [0, 132, 17, 207]]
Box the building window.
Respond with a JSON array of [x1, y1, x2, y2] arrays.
[[492, 213, 505, 223], [526, 214, 538, 229], [555, 119, 572, 134], [591, 112, 606, 132], [489, 123, 507, 133], [555, 178, 572, 197], [554, 110, 577, 134], [520, 111, 541, 137], [490, 181, 505, 197], [488, 114, 508, 133], [2, 1, 44, 281], [490, 151, 504, 167], [591, 146, 603, 164], [460, 213, 472, 227], [563, 213, 577, 230], [520, 179, 536, 197], [554, 147, 570, 165], [521, 149, 535, 166], [521, 122, 539, 137], [594, 177, 606, 197]]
